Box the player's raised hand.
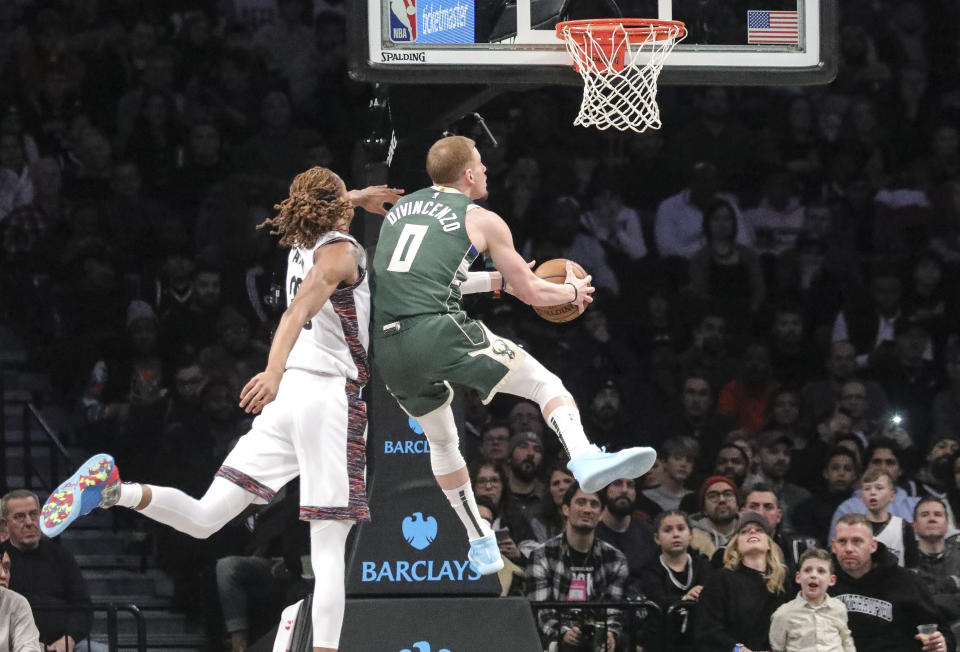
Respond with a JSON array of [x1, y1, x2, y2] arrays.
[[239, 369, 283, 414], [350, 185, 405, 215], [565, 260, 594, 313]]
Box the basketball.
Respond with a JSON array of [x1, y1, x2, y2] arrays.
[[533, 258, 588, 323]]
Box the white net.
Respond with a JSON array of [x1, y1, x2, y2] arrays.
[[558, 20, 686, 133]]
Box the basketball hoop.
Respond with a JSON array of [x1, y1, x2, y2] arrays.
[[556, 18, 686, 133]]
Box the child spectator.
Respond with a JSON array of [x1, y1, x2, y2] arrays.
[[860, 467, 918, 566], [642, 437, 697, 511], [769, 548, 855, 652]]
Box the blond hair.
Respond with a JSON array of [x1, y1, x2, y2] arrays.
[[798, 547, 834, 572], [426, 136, 476, 185], [723, 533, 787, 593], [258, 167, 351, 248], [861, 467, 894, 486]]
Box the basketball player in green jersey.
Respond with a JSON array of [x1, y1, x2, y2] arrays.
[[372, 135, 657, 573]]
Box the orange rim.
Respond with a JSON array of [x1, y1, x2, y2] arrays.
[[556, 18, 687, 43]]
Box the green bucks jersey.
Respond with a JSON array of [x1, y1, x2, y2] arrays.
[[372, 186, 480, 327]]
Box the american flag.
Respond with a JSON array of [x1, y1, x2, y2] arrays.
[[747, 10, 799, 45]]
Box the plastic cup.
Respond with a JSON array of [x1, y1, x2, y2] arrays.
[[917, 624, 938, 643]]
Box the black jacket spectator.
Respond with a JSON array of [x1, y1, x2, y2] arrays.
[[694, 564, 787, 652], [831, 542, 953, 652], [7, 538, 93, 646]]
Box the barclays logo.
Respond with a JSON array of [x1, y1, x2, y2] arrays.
[[402, 512, 437, 550], [400, 643, 451, 652], [408, 417, 424, 434], [359, 513, 481, 583]]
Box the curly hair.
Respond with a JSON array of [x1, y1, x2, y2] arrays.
[[258, 167, 351, 248]]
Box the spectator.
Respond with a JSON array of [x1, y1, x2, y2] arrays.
[[717, 341, 781, 435], [596, 478, 657, 595], [658, 372, 737, 471], [830, 439, 922, 540], [915, 434, 960, 499], [689, 476, 740, 558], [642, 437, 696, 511], [910, 496, 960, 626], [578, 376, 642, 452], [1, 490, 105, 651], [638, 510, 713, 652], [830, 513, 952, 652], [768, 547, 856, 652], [932, 341, 960, 443], [743, 167, 806, 257], [767, 303, 823, 388], [793, 447, 861, 546], [470, 462, 538, 559], [579, 168, 648, 271], [160, 262, 224, 356], [694, 511, 788, 652], [524, 482, 627, 652], [654, 160, 753, 259], [835, 378, 883, 445], [0, 131, 34, 224], [688, 196, 766, 327], [746, 430, 812, 535], [859, 467, 919, 567], [504, 431, 548, 522], [714, 485, 818, 576], [801, 339, 889, 424], [711, 442, 751, 490], [871, 313, 944, 449], [677, 311, 741, 396], [198, 305, 269, 394], [171, 121, 231, 216], [530, 463, 574, 542], [507, 399, 546, 441], [0, 541, 43, 652], [830, 263, 904, 369], [478, 421, 511, 466], [234, 88, 325, 183]]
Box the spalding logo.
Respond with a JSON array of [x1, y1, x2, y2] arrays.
[[402, 512, 438, 550]]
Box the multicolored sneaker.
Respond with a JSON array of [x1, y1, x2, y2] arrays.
[[467, 533, 504, 575], [568, 445, 658, 494], [40, 454, 121, 538]]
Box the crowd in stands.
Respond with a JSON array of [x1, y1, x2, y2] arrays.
[[1, 0, 960, 650]]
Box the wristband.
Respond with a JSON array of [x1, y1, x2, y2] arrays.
[[566, 281, 578, 304]]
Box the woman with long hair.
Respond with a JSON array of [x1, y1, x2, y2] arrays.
[[469, 461, 538, 561], [530, 461, 574, 541], [694, 511, 788, 652]]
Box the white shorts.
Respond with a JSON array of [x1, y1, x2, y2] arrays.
[[217, 370, 369, 521]]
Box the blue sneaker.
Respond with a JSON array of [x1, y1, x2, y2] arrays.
[[468, 534, 504, 575], [40, 454, 121, 538], [568, 446, 658, 494]]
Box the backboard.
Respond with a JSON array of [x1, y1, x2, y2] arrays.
[[348, 0, 837, 86]]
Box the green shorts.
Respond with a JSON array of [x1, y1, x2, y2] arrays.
[[372, 311, 526, 417]]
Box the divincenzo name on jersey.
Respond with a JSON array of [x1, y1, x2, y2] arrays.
[[386, 200, 462, 232]]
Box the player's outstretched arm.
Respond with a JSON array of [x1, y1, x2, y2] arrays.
[[348, 185, 404, 215], [466, 207, 593, 310], [239, 241, 362, 413]]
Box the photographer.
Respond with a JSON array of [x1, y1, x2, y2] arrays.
[[524, 482, 628, 652]]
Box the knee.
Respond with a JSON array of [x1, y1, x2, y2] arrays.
[[215, 556, 244, 584]]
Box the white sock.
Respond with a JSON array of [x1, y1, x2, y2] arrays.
[[443, 482, 493, 542], [115, 482, 143, 509], [545, 404, 594, 458]]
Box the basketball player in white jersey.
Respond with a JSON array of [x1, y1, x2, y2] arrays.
[[38, 167, 402, 652]]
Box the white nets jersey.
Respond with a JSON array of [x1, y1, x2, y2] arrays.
[[284, 231, 370, 384]]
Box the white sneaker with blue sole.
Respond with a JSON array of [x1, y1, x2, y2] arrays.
[[468, 533, 504, 575], [568, 445, 658, 494]]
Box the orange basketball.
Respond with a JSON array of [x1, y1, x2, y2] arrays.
[[533, 258, 588, 323]]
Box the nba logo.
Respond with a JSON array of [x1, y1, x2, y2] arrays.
[[390, 0, 417, 42]]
